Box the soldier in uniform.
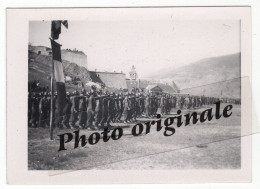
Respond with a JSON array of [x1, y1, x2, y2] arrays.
[[29, 92, 40, 128], [121, 93, 130, 123], [131, 93, 138, 122], [139, 93, 145, 116], [172, 95, 177, 109], [61, 91, 72, 129], [150, 93, 158, 117], [136, 93, 142, 118], [86, 86, 97, 130], [107, 92, 116, 127], [69, 90, 79, 129], [100, 91, 109, 128], [127, 94, 133, 122], [145, 93, 151, 118], [160, 94, 166, 115], [55, 90, 66, 129], [94, 90, 103, 129], [184, 95, 190, 109], [165, 94, 171, 114], [113, 93, 120, 123], [181, 95, 186, 109], [39, 92, 49, 128], [28, 92, 32, 127], [116, 93, 124, 122], [51, 91, 57, 127], [192, 96, 196, 109], [75, 91, 87, 129]]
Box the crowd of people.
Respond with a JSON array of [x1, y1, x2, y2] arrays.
[[28, 81, 240, 130]]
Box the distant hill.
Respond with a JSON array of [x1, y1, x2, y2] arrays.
[[145, 53, 241, 98]]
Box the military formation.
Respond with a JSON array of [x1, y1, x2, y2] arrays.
[[28, 82, 241, 130]]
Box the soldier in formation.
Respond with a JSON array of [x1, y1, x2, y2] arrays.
[[28, 85, 239, 130]]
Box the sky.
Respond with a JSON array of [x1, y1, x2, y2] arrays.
[[29, 19, 240, 78]]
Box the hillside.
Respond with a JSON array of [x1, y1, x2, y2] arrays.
[[145, 53, 241, 98], [28, 52, 126, 92], [28, 52, 91, 92]]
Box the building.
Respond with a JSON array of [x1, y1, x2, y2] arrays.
[[61, 49, 88, 69], [28, 45, 52, 56], [28, 45, 88, 69], [129, 65, 138, 80], [126, 65, 179, 94]]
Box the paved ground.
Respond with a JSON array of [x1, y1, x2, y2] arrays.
[[28, 103, 241, 170]]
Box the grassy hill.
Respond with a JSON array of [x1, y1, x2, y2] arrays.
[[146, 53, 241, 98]]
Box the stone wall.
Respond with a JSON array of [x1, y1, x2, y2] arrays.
[[61, 50, 87, 69]]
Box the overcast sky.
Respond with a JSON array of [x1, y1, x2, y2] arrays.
[[29, 19, 240, 78]]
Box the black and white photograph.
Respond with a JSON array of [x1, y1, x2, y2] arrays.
[[6, 7, 253, 184], [28, 18, 242, 170]]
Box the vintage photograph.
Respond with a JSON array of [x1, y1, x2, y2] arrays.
[[27, 17, 242, 170]]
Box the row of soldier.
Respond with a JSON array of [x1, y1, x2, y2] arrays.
[[28, 87, 223, 130]]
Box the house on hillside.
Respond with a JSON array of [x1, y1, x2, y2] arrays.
[[29, 45, 52, 56], [29, 45, 88, 68]]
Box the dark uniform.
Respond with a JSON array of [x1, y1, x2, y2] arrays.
[[145, 95, 150, 118], [121, 95, 130, 123], [86, 93, 96, 129], [69, 92, 79, 128], [116, 94, 124, 122], [62, 93, 72, 128], [94, 95, 103, 128], [29, 94, 40, 127], [107, 93, 116, 126], [160, 95, 166, 115], [28, 93, 32, 127], [39, 93, 49, 127], [100, 93, 109, 127], [76, 94, 87, 128]]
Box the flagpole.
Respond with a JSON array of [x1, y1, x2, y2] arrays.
[[49, 20, 68, 140], [49, 38, 54, 140]]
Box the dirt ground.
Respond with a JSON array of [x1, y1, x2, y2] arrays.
[[28, 103, 241, 170]]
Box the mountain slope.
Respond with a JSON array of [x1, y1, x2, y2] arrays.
[[146, 53, 241, 98]]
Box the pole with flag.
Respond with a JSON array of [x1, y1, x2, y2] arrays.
[[49, 20, 68, 140]]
